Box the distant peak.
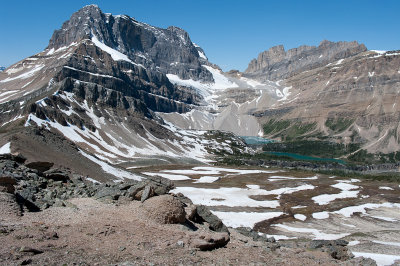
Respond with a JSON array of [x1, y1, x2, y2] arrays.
[[81, 4, 100, 10], [268, 45, 285, 52], [76, 4, 103, 16], [319, 40, 334, 47]]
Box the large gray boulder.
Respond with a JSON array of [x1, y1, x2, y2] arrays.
[[141, 195, 186, 224]]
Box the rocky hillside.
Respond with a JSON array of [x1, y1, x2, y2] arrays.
[[0, 5, 249, 182], [244, 40, 367, 81], [245, 42, 400, 156]]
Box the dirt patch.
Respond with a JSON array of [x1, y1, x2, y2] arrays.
[[0, 197, 353, 265]]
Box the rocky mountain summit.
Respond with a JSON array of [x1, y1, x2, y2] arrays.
[[48, 4, 212, 82], [244, 40, 367, 81], [0, 5, 250, 175]]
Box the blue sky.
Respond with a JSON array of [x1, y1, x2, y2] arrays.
[[1, 0, 399, 71]]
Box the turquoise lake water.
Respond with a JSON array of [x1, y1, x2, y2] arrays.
[[241, 136, 275, 145]]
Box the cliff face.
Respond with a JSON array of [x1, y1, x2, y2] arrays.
[[254, 49, 400, 153], [244, 40, 367, 81], [47, 5, 212, 82]]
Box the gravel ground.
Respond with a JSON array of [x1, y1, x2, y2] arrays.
[[0, 197, 374, 265]]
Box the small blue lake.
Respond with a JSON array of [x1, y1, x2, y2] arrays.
[[241, 136, 275, 145], [267, 152, 346, 164]]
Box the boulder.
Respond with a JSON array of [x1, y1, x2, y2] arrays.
[[0, 175, 17, 193], [140, 185, 154, 202], [127, 183, 146, 200], [25, 161, 54, 173], [141, 195, 186, 224], [195, 205, 229, 234], [309, 240, 352, 261], [146, 175, 174, 195], [236, 227, 275, 242], [43, 168, 70, 182], [94, 186, 121, 201], [190, 232, 230, 251]]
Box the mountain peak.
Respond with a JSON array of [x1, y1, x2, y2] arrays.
[[245, 40, 367, 81], [46, 5, 212, 82]]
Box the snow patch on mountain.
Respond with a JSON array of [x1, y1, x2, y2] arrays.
[[0, 64, 44, 83], [91, 35, 137, 65], [166, 65, 238, 101]]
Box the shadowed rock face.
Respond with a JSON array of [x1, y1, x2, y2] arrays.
[[245, 40, 367, 81], [47, 4, 213, 82]]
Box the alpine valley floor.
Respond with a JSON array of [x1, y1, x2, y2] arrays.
[[138, 164, 400, 266]]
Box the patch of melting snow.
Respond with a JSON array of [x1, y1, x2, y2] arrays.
[[312, 211, 330, 219], [292, 205, 307, 209], [162, 167, 278, 176], [0, 142, 11, 154], [312, 203, 400, 220], [369, 216, 397, 222], [372, 240, 400, 247], [170, 186, 280, 208], [166, 65, 238, 100], [246, 184, 260, 189], [263, 234, 297, 241], [268, 175, 318, 181], [348, 240, 360, 246], [294, 214, 307, 221], [352, 252, 400, 266], [171, 183, 314, 208], [193, 176, 219, 183], [79, 151, 142, 181], [143, 172, 191, 181], [211, 211, 284, 228], [273, 224, 349, 240], [91, 35, 144, 68], [334, 203, 400, 218], [0, 64, 44, 83], [311, 181, 359, 205], [379, 186, 394, 190], [86, 177, 101, 184]]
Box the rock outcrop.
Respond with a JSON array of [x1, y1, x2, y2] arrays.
[[245, 40, 367, 81]]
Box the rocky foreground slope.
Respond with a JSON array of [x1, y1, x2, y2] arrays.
[[0, 154, 377, 265]]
